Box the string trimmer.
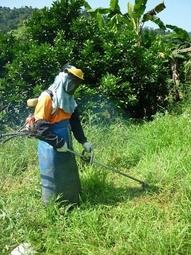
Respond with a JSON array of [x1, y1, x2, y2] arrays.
[[0, 130, 147, 188], [66, 148, 147, 188]]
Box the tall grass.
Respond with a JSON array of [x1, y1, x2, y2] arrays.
[[0, 110, 191, 254]]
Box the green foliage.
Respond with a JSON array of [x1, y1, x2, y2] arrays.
[[94, 31, 172, 117], [124, 0, 166, 39], [184, 58, 191, 82], [26, 0, 85, 44], [3, 43, 58, 101], [166, 25, 190, 42], [0, 32, 16, 78], [0, 0, 191, 122]]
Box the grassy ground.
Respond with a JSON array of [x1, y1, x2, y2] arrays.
[[0, 109, 191, 255]]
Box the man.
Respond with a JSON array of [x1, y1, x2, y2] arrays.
[[28, 64, 93, 205]]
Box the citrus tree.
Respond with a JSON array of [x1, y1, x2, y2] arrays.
[[0, 0, 190, 121]]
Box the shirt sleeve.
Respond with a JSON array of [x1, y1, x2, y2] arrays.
[[69, 108, 87, 144], [34, 94, 52, 121]]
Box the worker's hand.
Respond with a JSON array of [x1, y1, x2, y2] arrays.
[[25, 114, 36, 132], [83, 141, 93, 153]]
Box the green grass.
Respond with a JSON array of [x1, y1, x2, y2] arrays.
[[0, 109, 191, 255]]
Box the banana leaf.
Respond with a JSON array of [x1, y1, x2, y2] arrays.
[[133, 0, 147, 19], [143, 15, 166, 30], [143, 2, 166, 22], [166, 24, 190, 41], [109, 0, 121, 14]]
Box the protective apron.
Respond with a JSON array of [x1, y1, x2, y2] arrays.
[[38, 120, 81, 205]]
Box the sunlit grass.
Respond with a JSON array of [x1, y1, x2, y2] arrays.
[[0, 110, 191, 254]]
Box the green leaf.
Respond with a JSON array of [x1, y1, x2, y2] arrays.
[[109, 0, 121, 14], [142, 15, 166, 30], [96, 11, 105, 30], [133, 0, 147, 19], [88, 7, 109, 15], [144, 2, 166, 17], [109, 14, 123, 29], [166, 24, 190, 41], [83, 1, 92, 10], [154, 2, 166, 13], [127, 2, 134, 15]]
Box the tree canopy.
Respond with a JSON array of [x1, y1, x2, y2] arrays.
[[0, 0, 191, 125]]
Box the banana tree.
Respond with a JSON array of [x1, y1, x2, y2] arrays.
[[84, 0, 124, 30], [126, 0, 166, 40], [167, 30, 191, 100], [85, 0, 166, 36]]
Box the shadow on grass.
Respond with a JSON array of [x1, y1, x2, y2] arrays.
[[80, 176, 160, 206]]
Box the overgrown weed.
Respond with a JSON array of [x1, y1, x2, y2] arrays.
[[1, 109, 191, 254]]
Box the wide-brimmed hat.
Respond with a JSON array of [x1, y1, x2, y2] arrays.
[[67, 66, 84, 80]]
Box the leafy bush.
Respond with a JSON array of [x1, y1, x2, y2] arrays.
[[0, 0, 190, 122]]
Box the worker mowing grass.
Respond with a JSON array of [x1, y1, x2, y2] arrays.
[[26, 64, 93, 206]]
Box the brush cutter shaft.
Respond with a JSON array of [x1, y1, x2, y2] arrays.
[[0, 132, 28, 137], [65, 148, 145, 185], [0, 134, 145, 186], [0, 131, 31, 144], [92, 159, 144, 185]]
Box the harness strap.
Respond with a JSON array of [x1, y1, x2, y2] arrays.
[[45, 89, 53, 99]]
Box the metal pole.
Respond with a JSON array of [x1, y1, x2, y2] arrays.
[[66, 148, 146, 186], [0, 134, 147, 187]]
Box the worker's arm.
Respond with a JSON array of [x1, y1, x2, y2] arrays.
[[69, 108, 87, 144]]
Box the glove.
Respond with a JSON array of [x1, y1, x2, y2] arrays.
[[25, 114, 36, 132], [83, 141, 93, 153], [57, 142, 68, 152]]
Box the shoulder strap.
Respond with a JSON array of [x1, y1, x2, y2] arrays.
[[45, 89, 53, 99]]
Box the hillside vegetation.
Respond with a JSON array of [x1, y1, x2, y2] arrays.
[[0, 6, 35, 32], [0, 106, 191, 254]]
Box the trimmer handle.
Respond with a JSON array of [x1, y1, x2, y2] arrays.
[[81, 149, 94, 165]]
